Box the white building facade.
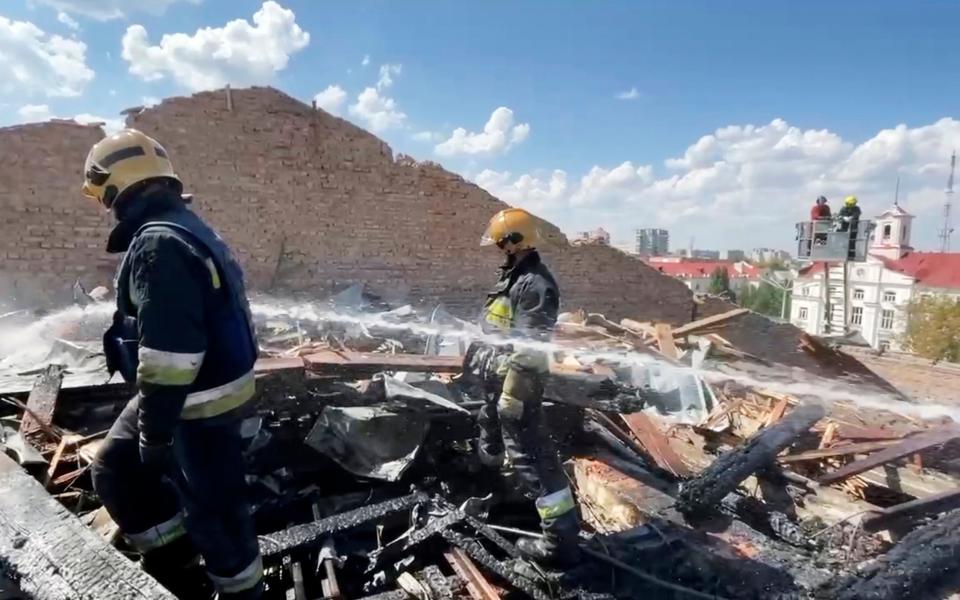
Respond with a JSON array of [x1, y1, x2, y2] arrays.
[[790, 205, 960, 351]]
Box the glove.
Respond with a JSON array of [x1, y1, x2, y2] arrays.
[[139, 436, 174, 474]]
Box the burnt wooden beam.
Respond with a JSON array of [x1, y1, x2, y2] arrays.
[[862, 488, 960, 533], [302, 350, 462, 376], [0, 453, 175, 599], [819, 427, 960, 486], [19, 364, 64, 436]]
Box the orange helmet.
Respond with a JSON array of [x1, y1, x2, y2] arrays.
[[481, 208, 541, 250]]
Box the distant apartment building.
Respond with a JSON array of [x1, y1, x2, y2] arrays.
[[751, 248, 792, 263], [635, 228, 669, 256], [574, 227, 611, 246], [676, 248, 721, 260], [721, 249, 746, 261]]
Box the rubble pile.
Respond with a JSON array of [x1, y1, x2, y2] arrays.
[[2, 296, 960, 600]]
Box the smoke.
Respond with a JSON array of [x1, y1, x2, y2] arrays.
[[0, 303, 113, 371]]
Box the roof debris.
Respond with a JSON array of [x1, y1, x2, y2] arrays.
[[0, 293, 959, 600]]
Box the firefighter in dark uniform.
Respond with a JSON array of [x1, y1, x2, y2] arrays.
[[466, 207, 581, 565], [83, 130, 263, 599], [838, 195, 862, 259]]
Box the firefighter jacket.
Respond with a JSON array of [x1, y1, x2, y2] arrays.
[[481, 250, 559, 373], [103, 186, 258, 444]]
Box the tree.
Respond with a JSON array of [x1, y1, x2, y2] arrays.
[[903, 295, 960, 363], [737, 282, 790, 319], [708, 267, 733, 298]]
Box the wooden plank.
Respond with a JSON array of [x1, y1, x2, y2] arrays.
[[19, 364, 64, 436], [0, 453, 176, 599], [444, 547, 500, 600], [819, 427, 960, 485], [572, 458, 677, 532], [254, 356, 306, 375], [620, 318, 657, 337], [815, 422, 905, 441], [620, 412, 691, 477], [302, 350, 462, 375], [44, 436, 72, 490], [654, 324, 679, 359], [764, 398, 790, 428], [857, 465, 960, 499], [671, 308, 750, 337], [779, 439, 901, 463], [861, 488, 960, 533], [818, 422, 838, 449]]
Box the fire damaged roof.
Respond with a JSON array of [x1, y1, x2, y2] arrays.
[[1, 294, 959, 600]]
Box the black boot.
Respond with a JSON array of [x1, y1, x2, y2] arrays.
[[141, 535, 214, 599], [516, 511, 581, 567]]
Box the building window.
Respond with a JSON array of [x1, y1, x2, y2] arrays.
[[798, 307, 808, 321], [853, 288, 865, 300], [851, 306, 863, 326], [882, 224, 891, 240], [883, 290, 896, 303], [880, 309, 894, 330], [802, 287, 809, 297]]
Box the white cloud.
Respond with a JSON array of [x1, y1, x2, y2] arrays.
[[434, 107, 531, 157], [616, 87, 641, 100], [412, 130, 442, 143], [121, 1, 309, 91], [142, 95, 160, 106], [33, 0, 200, 21], [17, 103, 53, 121], [476, 169, 568, 215], [468, 117, 960, 250], [0, 15, 94, 98], [348, 87, 406, 132], [361, 54, 370, 67], [313, 84, 347, 116], [377, 63, 401, 90], [15, 103, 124, 133], [74, 112, 125, 134], [57, 12, 79, 31]]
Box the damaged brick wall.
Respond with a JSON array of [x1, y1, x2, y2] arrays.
[[0, 121, 115, 307], [0, 87, 696, 323]]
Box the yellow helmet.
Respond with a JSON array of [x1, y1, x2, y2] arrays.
[[845, 195, 858, 207], [481, 207, 541, 250], [81, 129, 181, 209]]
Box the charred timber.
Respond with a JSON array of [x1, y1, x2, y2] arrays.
[[676, 403, 825, 515], [259, 491, 428, 558]]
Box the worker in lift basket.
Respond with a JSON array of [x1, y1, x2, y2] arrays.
[[83, 129, 263, 599], [464, 207, 581, 566], [838, 195, 862, 259]]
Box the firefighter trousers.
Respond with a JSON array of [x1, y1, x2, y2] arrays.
[[477, 365, 579, 547], [92, 396, 262, 598]]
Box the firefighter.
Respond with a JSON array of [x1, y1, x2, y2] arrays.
[[838, 195, 862, 259], [466, 207, 580, 565], [85, 130, 263, 599]]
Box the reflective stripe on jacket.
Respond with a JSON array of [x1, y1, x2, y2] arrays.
[[113, 204, 258, 421]]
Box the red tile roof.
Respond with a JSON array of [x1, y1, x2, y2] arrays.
[[797, 254, 960, 289], [647, 260, 762, 280], [873, 252, 960, 289]]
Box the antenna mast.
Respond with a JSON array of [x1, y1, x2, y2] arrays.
[[939, 151, 956, 252]]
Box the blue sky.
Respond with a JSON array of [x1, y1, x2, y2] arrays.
[[2, 0, 959, 252]]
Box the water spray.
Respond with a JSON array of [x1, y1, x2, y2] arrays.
[[1, 297, 954, 422]]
